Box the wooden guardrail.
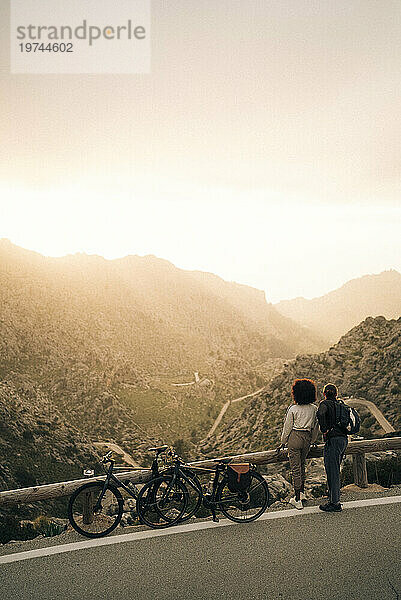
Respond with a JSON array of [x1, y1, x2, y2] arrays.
[[0, 437, 400, 506]]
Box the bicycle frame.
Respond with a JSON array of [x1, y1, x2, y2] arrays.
[[166, 459, 227, 521], [94, 453, 169, 512], [169, 459, 266, 520]]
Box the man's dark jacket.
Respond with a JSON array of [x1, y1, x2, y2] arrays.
[[317, 397, 348, 439]]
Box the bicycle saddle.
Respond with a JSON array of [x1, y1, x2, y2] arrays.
[[147, 445, 168, 455]]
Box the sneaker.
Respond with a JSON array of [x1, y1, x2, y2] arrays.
[[319, 502, 342, 512], [289, 497, 304, 510], [300, 492, 307, 502]]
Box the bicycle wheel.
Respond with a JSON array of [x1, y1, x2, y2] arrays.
[[216, 470, 269, 523], [68, 482, 123, 538], [164, 468, 203, 522], [136, 476, 188, 529]]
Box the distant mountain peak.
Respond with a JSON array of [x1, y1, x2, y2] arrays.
[[275, 270, 401, 343]]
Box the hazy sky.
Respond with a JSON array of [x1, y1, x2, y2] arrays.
[[0, 1, 400, 302]]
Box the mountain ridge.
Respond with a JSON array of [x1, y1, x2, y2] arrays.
[[275, 270, 401, 343], [0, 239, 323, 456]]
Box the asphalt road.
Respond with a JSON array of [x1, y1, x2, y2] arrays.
[[1, 498, 400, 600]]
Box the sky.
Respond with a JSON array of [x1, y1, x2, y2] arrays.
[[0, 1, 400, 302]]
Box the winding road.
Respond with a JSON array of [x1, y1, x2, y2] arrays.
[[207, 387, 266, 437], [345, 398, 396, 434], [206, 390, 396, 439], [93, 442, 140, 467]]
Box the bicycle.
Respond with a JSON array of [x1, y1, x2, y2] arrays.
[[162, 449, 203, 522], [165, 451, 270, 523], [68, 446, 188, 538]]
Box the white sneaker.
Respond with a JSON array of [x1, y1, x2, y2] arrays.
[[300, 492, 306, 501], [289, 497, 303, 510]]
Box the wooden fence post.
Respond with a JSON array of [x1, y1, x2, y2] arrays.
[[82, 469, 95, 525], [82, 490, 94, 524], [1, 437, 400, 507], [352, 453, 368, 488]]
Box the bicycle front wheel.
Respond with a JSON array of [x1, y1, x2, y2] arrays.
[[163, 467, 203, 522], [136, 476, 188, 529], [68, 482, 123, 538], [216, 471, 269, 523], [178, 470, 203, 522]]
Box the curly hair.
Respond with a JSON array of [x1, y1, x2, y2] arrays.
[[291, 378, 317, 405]]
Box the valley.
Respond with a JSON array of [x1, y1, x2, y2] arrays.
[[0, 240, 400, 543]]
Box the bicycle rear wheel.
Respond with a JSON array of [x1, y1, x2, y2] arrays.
[[68, 482, 123, 538], [136, 476, 188, 529], [164, 468, 203, 522], [179, 470, 203, 522], [216, 471, 269, 523]]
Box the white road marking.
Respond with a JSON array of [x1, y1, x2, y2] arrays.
[[1, 495, 400, 565]]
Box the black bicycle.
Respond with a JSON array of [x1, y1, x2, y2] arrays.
[[68, 447, 188, 538], [164, 451, 270, 523]]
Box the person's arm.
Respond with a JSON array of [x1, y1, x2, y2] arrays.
[[280, 406, 294, 445], [317, 401, 329, 436], [311, 413, 320, 443]]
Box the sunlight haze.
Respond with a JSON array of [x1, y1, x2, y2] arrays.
[[1, 1, 400, 302]]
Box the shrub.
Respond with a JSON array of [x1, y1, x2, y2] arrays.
[[173, 439, 192, 462], [32, 516, 66, 537], [14, 467, 36, 488], [341, 454, 401, 487]]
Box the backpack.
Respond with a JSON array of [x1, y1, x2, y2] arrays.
[[227, 463, 251, 493], [334, 400, 361, 435]]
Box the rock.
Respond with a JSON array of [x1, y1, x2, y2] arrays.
[[120, 512, 137, 526], [264, 474, 292, 501], [269, 501, 288, 509]]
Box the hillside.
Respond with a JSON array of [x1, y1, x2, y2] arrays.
[[275, 270, 401, 343], [0, 380, 103, 542], [0, 239, 322, 449], [199, 316, 401, 456], [0, 381, 100, 491]]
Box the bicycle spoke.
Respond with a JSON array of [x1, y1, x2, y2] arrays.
[[68, 483, 123, 537], [216, 472, 269, 523], [137, 476, 187, 528]]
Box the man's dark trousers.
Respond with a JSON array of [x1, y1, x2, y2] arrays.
[[324, 436, 348, 504]]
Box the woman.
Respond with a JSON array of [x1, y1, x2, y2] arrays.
[[280, 378, 319, 510]]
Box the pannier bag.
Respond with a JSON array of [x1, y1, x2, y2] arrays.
[[227, 463, 251, 493], [335, 400, 361, 435]]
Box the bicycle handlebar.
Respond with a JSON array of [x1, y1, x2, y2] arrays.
[[100, 451, 113, 464]]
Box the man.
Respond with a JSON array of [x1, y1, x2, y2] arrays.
[[317, 383, 348, 512]]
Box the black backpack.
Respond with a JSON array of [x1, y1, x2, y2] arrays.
[[334, 400, 361, 435], [227, 463, 251, 493]]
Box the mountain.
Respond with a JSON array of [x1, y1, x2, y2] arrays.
[[0, 239, 322, 450], [199, 316, 401, 457], [0, 380, 103, 543], [0, 381, 100, 492], [275, 271, 401, 343]]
